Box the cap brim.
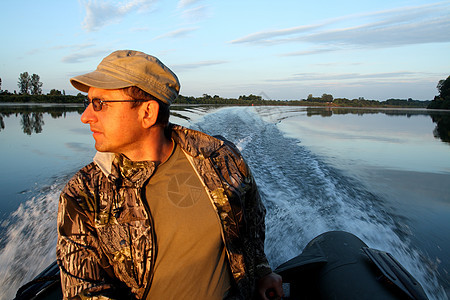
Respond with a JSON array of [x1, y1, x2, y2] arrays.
[[70, 70, 134, 93]]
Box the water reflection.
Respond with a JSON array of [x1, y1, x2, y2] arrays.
[[305, 107, 450, 144], [21, 113, 44, 135], [0, 104, 209, 135], [431, 115, 450, 143], [1, 105, 449, 144], [0, 105, 84, 135]]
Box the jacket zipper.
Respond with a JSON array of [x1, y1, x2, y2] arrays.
[[140, 185, 158, 299], [183, 150, 231, 268]]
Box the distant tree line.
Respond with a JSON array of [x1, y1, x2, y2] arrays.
[[0, 93, 85, 103], [2, 73, 448, 109], [173, 93, 430, 108], [1, 90, 431, 108]]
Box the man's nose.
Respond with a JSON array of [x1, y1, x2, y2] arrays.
[[81, 104, 97, 124]]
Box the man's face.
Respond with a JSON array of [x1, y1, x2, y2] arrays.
[[81, 87, 145, 155]]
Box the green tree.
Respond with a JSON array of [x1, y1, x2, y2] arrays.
[[18, 72, 31, 94], [30, 74, 43, 95], [428, 76, 450, 109], [239, 94, 262, 101], [306, 94, 323, 102], [48, 89, 63, 96], [437, 76, 450, 100], [321, 93, 333, 102]]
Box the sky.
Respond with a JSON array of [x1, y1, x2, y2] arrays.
[[1, 0, 449, 101]]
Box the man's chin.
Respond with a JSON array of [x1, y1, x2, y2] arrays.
[[94, 144, 108, 152]]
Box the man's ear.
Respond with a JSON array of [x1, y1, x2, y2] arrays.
[[141, 100, 159, 129]]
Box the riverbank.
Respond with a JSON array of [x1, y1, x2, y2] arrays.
[[0, 93, 433, 108]]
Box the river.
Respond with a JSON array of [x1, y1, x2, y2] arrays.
[[0, 104, 449, 299]]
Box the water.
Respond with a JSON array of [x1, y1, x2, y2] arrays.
[[0, 104, 449, 299]]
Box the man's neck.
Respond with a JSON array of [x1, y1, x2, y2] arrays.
[[122, 126, 173, 162]]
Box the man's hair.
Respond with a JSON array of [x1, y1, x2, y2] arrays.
[[122, 86, 170, 126]]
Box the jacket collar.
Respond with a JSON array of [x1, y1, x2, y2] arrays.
[[94, 152, 156, 187]]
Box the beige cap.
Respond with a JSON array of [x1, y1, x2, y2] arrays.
[[70, 50, 180, 105]]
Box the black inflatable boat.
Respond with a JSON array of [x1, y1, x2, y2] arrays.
[[274, 231, 428, 299], [14, 231, 429, 299]]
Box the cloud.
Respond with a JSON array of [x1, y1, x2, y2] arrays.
[[312, 62, 363, 67], [51, 43, 96, 51], [25, 48, 43, 55], [154, 27, 199, 39], [25, 43, 96, 57], [181, 5, 208, 21], [280, 48, 336, 56], [230, 24, 326, 45], [172, 60, 227, 71], [176, 0, 209, 22], [177, 0, 202, 9], [302, 14, 450, 47], [61, 49, 108, 64], [82, 0, 156, 32], [266, 71, 433, 83], [230, 2, 450, 48]]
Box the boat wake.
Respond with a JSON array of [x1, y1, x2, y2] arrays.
[[0, 175, 69, 300], [193, 106, 447, 300]]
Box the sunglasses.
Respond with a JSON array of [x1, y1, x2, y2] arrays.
[[83, 98, 149, 112]]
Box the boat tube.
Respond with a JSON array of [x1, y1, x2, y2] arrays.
[[275, 231, 429, 299], [14, 261, 61, 300], [14, 231, 429, 299]]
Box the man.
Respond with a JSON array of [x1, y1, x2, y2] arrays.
[[57, 50, 282, 299]]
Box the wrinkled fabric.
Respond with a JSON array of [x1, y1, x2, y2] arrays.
[[57, 124, 272, 299]]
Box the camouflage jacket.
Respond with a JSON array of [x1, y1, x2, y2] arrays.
[[57, 124, 272, 299]]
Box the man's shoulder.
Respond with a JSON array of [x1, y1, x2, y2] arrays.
[[171, 124, 243, 159], [213, 135, 242, 157], [63, 161, 104, 196], [76, 161, 103, 179]]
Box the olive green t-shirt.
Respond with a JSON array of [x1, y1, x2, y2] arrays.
[[145, 143, 231, 299]]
